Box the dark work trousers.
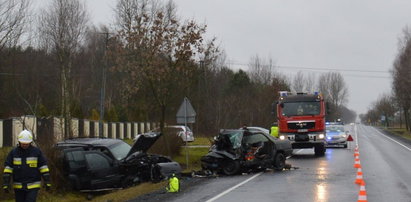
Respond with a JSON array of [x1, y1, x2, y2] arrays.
[[14, 189, 39, 202]]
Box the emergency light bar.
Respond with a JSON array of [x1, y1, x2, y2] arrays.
[[279, 91, 288, 96]]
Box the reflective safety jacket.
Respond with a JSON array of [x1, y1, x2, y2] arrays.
[[270, 126, 279, 138], [3, 145, 51, 190], [166, 176, 180, 193]]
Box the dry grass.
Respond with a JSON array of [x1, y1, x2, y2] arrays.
[[386, 127, 411, 141], [89, 182, 168, 202], [188, 136, 213, 146]]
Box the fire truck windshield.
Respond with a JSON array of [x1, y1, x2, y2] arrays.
[[281, 102, 321, 116]]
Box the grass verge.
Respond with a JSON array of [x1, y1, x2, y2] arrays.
[[385, 127, 411, 141]]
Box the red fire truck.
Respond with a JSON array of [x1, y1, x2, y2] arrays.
[[276, 91, 326, 156]]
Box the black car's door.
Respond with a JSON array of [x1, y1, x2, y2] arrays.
[[243, 132, 274, 159], [63, 148, 89, 190], [83, 151, 123, 190]]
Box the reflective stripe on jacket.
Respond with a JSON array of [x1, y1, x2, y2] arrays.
[[3, 146, 49, 190]]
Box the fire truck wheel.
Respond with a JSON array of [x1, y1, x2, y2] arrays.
[[314, 145, 325, 156]]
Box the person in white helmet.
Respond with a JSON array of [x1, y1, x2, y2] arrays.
[[2, 130, 51, 202]]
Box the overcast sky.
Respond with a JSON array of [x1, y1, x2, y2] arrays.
[[83, 0, 411, 115]]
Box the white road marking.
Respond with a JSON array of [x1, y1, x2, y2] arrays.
[[354, 124, 359, 147], [371, 127, 411, 152], [206, 172, 263, 202], [289, 149, 304, 158]]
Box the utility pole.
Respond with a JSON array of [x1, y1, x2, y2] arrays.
[[99, 32, 110, 138]]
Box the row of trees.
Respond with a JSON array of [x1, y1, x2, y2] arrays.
[[361, 27, 411, 129], [0, 0, 355, 139]]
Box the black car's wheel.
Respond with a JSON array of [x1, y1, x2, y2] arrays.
[[222, 160, 240, 175], [343, 143, 348, 148], [315, 145, 326, 156], [273, 153, 285, 171], [87, 194, 93, 201]]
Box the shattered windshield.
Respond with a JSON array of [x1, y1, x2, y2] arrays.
[[282, 101, 320, 116], [109, 141, 132, 160], [220, 131, 243, 149]]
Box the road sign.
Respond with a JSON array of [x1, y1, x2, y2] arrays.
[[176, 97, 196, 124], [176, 97, 196, 170], [347, 135, 354, 141]]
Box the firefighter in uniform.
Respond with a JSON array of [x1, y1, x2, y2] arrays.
[[3, 130, 51, 202]]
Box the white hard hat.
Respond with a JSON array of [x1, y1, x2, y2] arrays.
[[18, 130, 33, 143]]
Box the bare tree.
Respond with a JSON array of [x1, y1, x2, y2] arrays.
[[318, 72, 348, 120], [114, 0, 208, 133], [291, 71, 305, 93], [0, 0, 30, 50], [304, 72, 317, 93], [290, 71, 317, 93], [392, 27, 411, 131], [248, 55, 276, 85], [38, 0, 89, 138], [374, 93, 396, 127]]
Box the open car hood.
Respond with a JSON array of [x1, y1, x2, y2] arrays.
[[126, 132, 162, 157]]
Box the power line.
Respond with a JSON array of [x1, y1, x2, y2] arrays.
[[229, 62, 390, 74]]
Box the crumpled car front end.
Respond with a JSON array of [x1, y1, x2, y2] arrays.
[[201, 130, 244, 175], [124, 132, 182, 182]]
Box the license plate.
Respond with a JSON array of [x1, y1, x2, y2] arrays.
[[297, 129, 308, 132]]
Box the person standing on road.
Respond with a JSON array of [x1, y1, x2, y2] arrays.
[[3, 130, 51, 202], [270, 122, 279, 138]]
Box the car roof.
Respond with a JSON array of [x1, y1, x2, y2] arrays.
[[246, 126, 268, 131], [220, 129, 271, 138], [56, 138, 124, 147]]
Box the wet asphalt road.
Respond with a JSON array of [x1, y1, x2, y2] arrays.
[[138, 124, 411, 202], [357, 125, 411, 202]]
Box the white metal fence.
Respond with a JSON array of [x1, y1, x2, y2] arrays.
[[0, 116, 158, 147]]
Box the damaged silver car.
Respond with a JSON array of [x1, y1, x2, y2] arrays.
[[201, 129, 292, 175]]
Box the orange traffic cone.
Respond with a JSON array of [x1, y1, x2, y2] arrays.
[[354, 156, 361, 168], [354, 147, 359, 157], [355, 168, 364, 185], [357, 181, 367, 202]]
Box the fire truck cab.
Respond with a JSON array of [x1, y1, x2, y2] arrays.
[[276, 91, 326, 156]]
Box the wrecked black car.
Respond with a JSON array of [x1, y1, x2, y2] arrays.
[[56, 132, 181, 192], [201, 129, 292, 175]]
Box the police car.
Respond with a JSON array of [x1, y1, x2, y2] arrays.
[[325, 122, 348, 148]]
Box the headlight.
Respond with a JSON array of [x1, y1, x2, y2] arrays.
[[318, 134, 325, 139], [342, 134, 347, 138], [279, 135, 286, 140]]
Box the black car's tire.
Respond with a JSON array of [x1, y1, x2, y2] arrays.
[[87, 194, 93, 201], [222, 160, 240, 175], [343, 143, 348, 148], [315, 145, 326, 156], [273, 153, 285, 171]]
